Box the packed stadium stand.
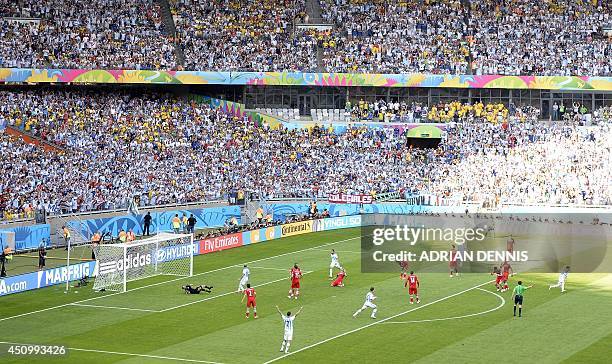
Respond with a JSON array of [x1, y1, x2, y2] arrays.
[[0, 0, 176, 69], [0, 0, 611, 221], [171, 0, 317, 71], [1, 89, 610, 221], [0, 0, 609, 74], [318, 0, 470, 74]]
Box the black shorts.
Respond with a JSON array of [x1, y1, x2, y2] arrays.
[[514, 295, 523, 305]]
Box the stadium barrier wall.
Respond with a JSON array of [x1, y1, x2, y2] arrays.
[[0, 224, 50, 251], [265, 202, 439, 221], [69, 206, 241, 239], [1, 69, 610, 91]]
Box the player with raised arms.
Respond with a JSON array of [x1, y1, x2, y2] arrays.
[[276, 305, 303, 353], [404, 271, 420, 304], [331, 268, 346, 287], [329, 249, 343, 278], [353, 287, 378, 319], [288, 263, 302, 299], [238, 264, 250, 292], [241, 283, 257, 319]]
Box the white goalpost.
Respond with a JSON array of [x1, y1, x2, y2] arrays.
[[93, 232, 194, 292]]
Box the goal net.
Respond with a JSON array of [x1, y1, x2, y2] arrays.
[[93, 232, 194, 292]]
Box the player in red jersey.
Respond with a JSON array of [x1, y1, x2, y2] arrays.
[[500, 261, 513, 292], [491, 266, 503, 291], [331, 268, 346, 287], [241, 283, 257, 318], [404, 271, 420, 304], [449, 244, 459, 277], [288, 263, 302, 299]]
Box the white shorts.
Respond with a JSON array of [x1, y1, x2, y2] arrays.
[[284, 331, 293, 341], [330, 261, 341, 269], [362, 302, 377, 310]]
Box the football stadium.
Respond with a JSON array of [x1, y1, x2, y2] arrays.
[[0, 0, 611, 363]]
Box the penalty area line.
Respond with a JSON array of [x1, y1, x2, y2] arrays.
[[380, 287, 506, 324], [250, 266, 291, 271], [0, 341, 223, 364], [69, 303, 161, 313], [263, 280, 494, 364]]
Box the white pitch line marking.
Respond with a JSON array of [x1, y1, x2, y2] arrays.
[[0, 341, 223, 364], [312, 248, 362, 254], [250, 266, 290, 271], [380, 287, 506, 324], [0, 236, 360, 322], [263, 280, 494, 364], [158, 271, 313, 313], [69, 303, 160, 313]]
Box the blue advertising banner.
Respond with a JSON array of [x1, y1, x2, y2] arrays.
[[264, 202, 427, 221], [0, 224, 51, 251], [242, 226, 281, 245], [0, 261, 96, 297]]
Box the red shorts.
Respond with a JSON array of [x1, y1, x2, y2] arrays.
[[449, 261, 457, 268], [502, 272, 509, 281], [495, 276, 503, 284], [246, 299, 256, 308], [408, 287, 418, 295], [331, 278, 344, 287], [291, 279, 300, 289]]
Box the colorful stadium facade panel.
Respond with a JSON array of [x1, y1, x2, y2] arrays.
[[2, 69, 611, 91]]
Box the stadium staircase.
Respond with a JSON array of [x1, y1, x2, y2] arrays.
[[304, 0, 323, 24], [461, 0, 475, 75], [243, 194, 276, 225], [4, 125, 65, 153], [303, 0, 326, 70], [156, 0, 185, 66], [50, 213, 93, 248]]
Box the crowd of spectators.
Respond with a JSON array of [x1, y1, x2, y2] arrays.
[[344, 99, 536, 124], [0, 0, 176, 69], [319, 0, 611, 75], [0, 0, 610, 75], [468, 0, 611, 76], [1, 90, 610, 222], [198, 205, 328, 239], [434, 118, 611, 206], [172, 0, 317, 71], [319, 0, 470, 73]]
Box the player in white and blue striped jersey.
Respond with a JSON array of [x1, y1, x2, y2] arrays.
[[549, 266, 570, 292], [329, 249, 343, 278], [276, 305, 303, 353], [353, 287, 378, 319]]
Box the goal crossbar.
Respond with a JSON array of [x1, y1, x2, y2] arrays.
[[93, 232, 194, 292]]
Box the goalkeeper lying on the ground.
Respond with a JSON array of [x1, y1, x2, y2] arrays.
[[182, 284, 213, 294]]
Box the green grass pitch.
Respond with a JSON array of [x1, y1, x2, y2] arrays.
[[0, 227, 611, 363]]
